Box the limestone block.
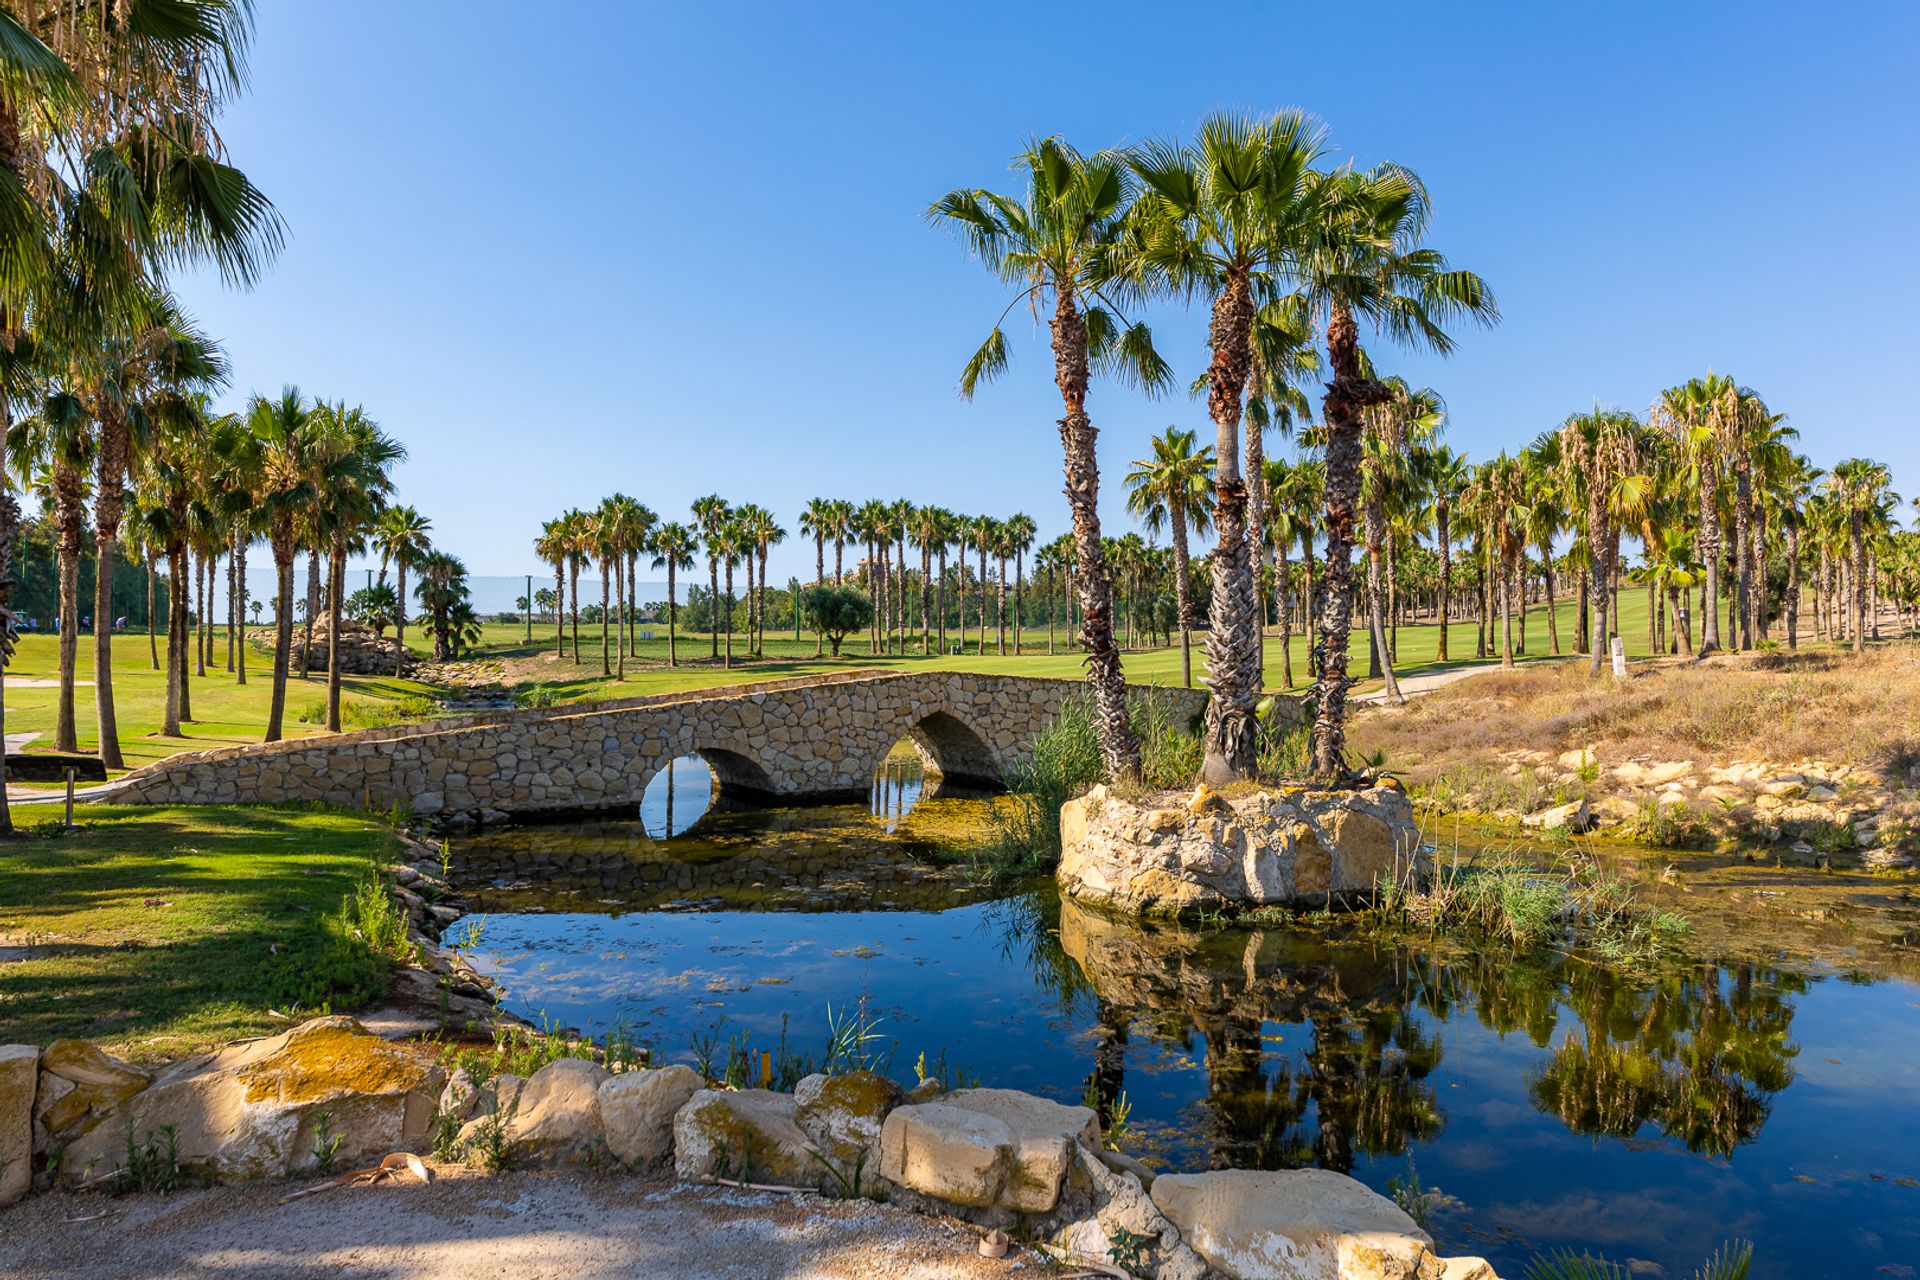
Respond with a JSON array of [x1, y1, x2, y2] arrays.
[[1151, 1168, 1440, 1280], [672, 1088, 821, 1187], [61, 1016, 444, 1182], [0, 1045, 37, 1206], [877, 1088, 1098, 1213], [793, 1070, 902, 1165], [599, 1065, 701, 1168]]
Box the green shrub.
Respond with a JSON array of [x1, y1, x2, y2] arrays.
[[299, 695, 440, 730], [977, 692, 1102, 881]]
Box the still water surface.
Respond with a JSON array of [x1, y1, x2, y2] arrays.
[[449, 755, 1920, 1277]]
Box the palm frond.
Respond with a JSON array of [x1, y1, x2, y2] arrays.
[[957, 328, 1008, 399]]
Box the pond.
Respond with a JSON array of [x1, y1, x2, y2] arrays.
[[447, 754, 1920, 1278]]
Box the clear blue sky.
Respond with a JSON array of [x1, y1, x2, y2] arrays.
[[173, 1, 1920, 591]]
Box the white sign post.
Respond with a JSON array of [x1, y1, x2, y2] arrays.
[[1610, 636, 1627, 678]]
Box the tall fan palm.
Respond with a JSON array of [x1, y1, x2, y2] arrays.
[[376, 505, 431, 676], [650, 522, 697, 668], [246, 387, 319, 742], [930, 135, 1171, 778], [1126, 427, 1216, 687], [9, 387, 93, 751], [309, 401, 402, 731], [1826, 458, 1894, 655], [533, 517, 570, 656], [690, 494, 730, 658], [908, 504, 947, 657], [1243, 303, 1320, 681], [1559, 406, 1650, 674], [798, 497, 835, 654], [1359, 377, 1443, 702], [1125, 111, 1325, 781], [1293, 161, 1496, 776], [965, 513, 998, 657], [1004, 512, 1036, 655], [746, 505, 784, 657], [1416, 444, 1471, 664]]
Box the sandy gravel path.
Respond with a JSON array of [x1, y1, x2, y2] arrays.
[[0, 1169, 1022, 1280]]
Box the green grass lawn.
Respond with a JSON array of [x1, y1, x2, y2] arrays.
[[483, 587, 1675, 703], [3, 631, 440, 773], [0, 805, 405, 1059]]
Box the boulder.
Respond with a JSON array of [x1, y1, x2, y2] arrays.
[[36, 1041, 149, 1144], [1059, 783, 1426, 917], [672, 1088, 821, 1188], [0, 1045, 36, 1207], [793, 1070, 901, 1167], [1150, 1167, 1441, 1280], [1441, 1259, 1500, 1280], [61, 1016, 444, 1182], [1522, 799, 1590, 833], [599, 1065, 701, 1168], [877, 1087, 1100, 1213], [1050, 1144, 1210, 1280], [465, 1058, 607, 1164]]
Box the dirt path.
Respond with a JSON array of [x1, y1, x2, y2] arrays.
[[1350, 658, 1565, 706], [0, 1170, 1021, 1280]]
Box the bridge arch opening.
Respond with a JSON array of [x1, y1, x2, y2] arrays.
[[865, 710, 1002, 831], [639, 748, 778, 837]]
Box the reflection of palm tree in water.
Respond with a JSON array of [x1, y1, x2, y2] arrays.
[[1054, 899, 1808, 1170], [1530, 959, 1802, 1157], [1085, 997, 1129, 1131]]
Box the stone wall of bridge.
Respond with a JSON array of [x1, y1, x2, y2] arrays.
[[105, 672, 1216, 819]]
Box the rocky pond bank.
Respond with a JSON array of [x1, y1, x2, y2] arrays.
[[2, 1011, 1500, 1280]]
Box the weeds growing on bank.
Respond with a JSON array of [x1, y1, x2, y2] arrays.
[[688, 998, 895, 1089], [1375, 841, 1690, 965]]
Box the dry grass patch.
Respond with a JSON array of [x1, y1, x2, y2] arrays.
[[1354, 647, 1920, 786]]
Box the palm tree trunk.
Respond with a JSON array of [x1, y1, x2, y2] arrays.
[[1201, 272, 1261, 782], [1361, 491, 1403, 703], [325, 536, 346, 732], [1850, 512, 1867, 655], [600, 559, 612, 676], [194, 554, 208, 678], [1436, 507, 1452, 664], [53, 461, 83, 753], [920, 545, 933, 657], [1172, 495, 1194, 689], [1785, 521, 1801, 649], [1052, 286, 1139, 777], [265, 537, 296, 742], [1014, 550, 1025, 656], [91, 426, 127, 767], [165, 542, 192, 737], [815, 534, 826, 656], [1277, 542, 1294, 690], [708, 555, 720, 659], [147, 554, 159, 670], [1247, 414, 1267, 689], [614, 556, 627, 679], [233, 535, 248, 687], [996, 556, 1008, 655], [393, 561, 409, 678], [0, 392, 15, 832], [977, 545, 988, 656], [1500, 550, 1515, 668], [301, 547, 320, 678], [1046, 564, 1057, 656], [225, 537, 237, 674], [666, 561, 679, 667], [722, 558, 734, 669], [1540, 546, 1560, 655], [569, 564, 581, 662], [1698, 466, 1722, 654], [936, 548, 948, 657]]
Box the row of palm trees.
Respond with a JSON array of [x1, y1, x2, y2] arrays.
[[13, 374, 437, 750], [0, 1, 287, 833]]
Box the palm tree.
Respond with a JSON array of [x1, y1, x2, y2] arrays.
[[1004, 512, 1037, 656], [1417, 445, 1471, 665], [931, 135, 1170, 778], [1126, 427, 1216, 687], [826, 498, 855, 586], [908, 504, 948, 657], [1826, 458, 1894, 655], [1520, 438, 1566, 656], [1359, 378, 1443, 702], [1559, 406, 1649, 674], [376, 505, 432, 676], [1244, 304, 1320, 682], [966, 513, 998, 657], [9, 389, 93, 752], [560, 507, 592, 664], [650, 522, 697, 667], [1292, 161, 1496, 777], [1126, 111, 1325, 782], [691, 494, 730, 658], [534, 516, 570, 656], [613, 496, 657, 667], [590, 497, 618, 677], [799, 497, 835, 655], [1775, 454, 1821, 649], [309, 401, 402, 731], [247, 387, 318, 743], [854, 499, 890, 655], [887, 498, 912, 651], [712, 516, 746, 669], [746, 505, 784, 657]]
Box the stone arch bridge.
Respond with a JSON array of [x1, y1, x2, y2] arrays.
[[106, 672, 1210, 821]]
